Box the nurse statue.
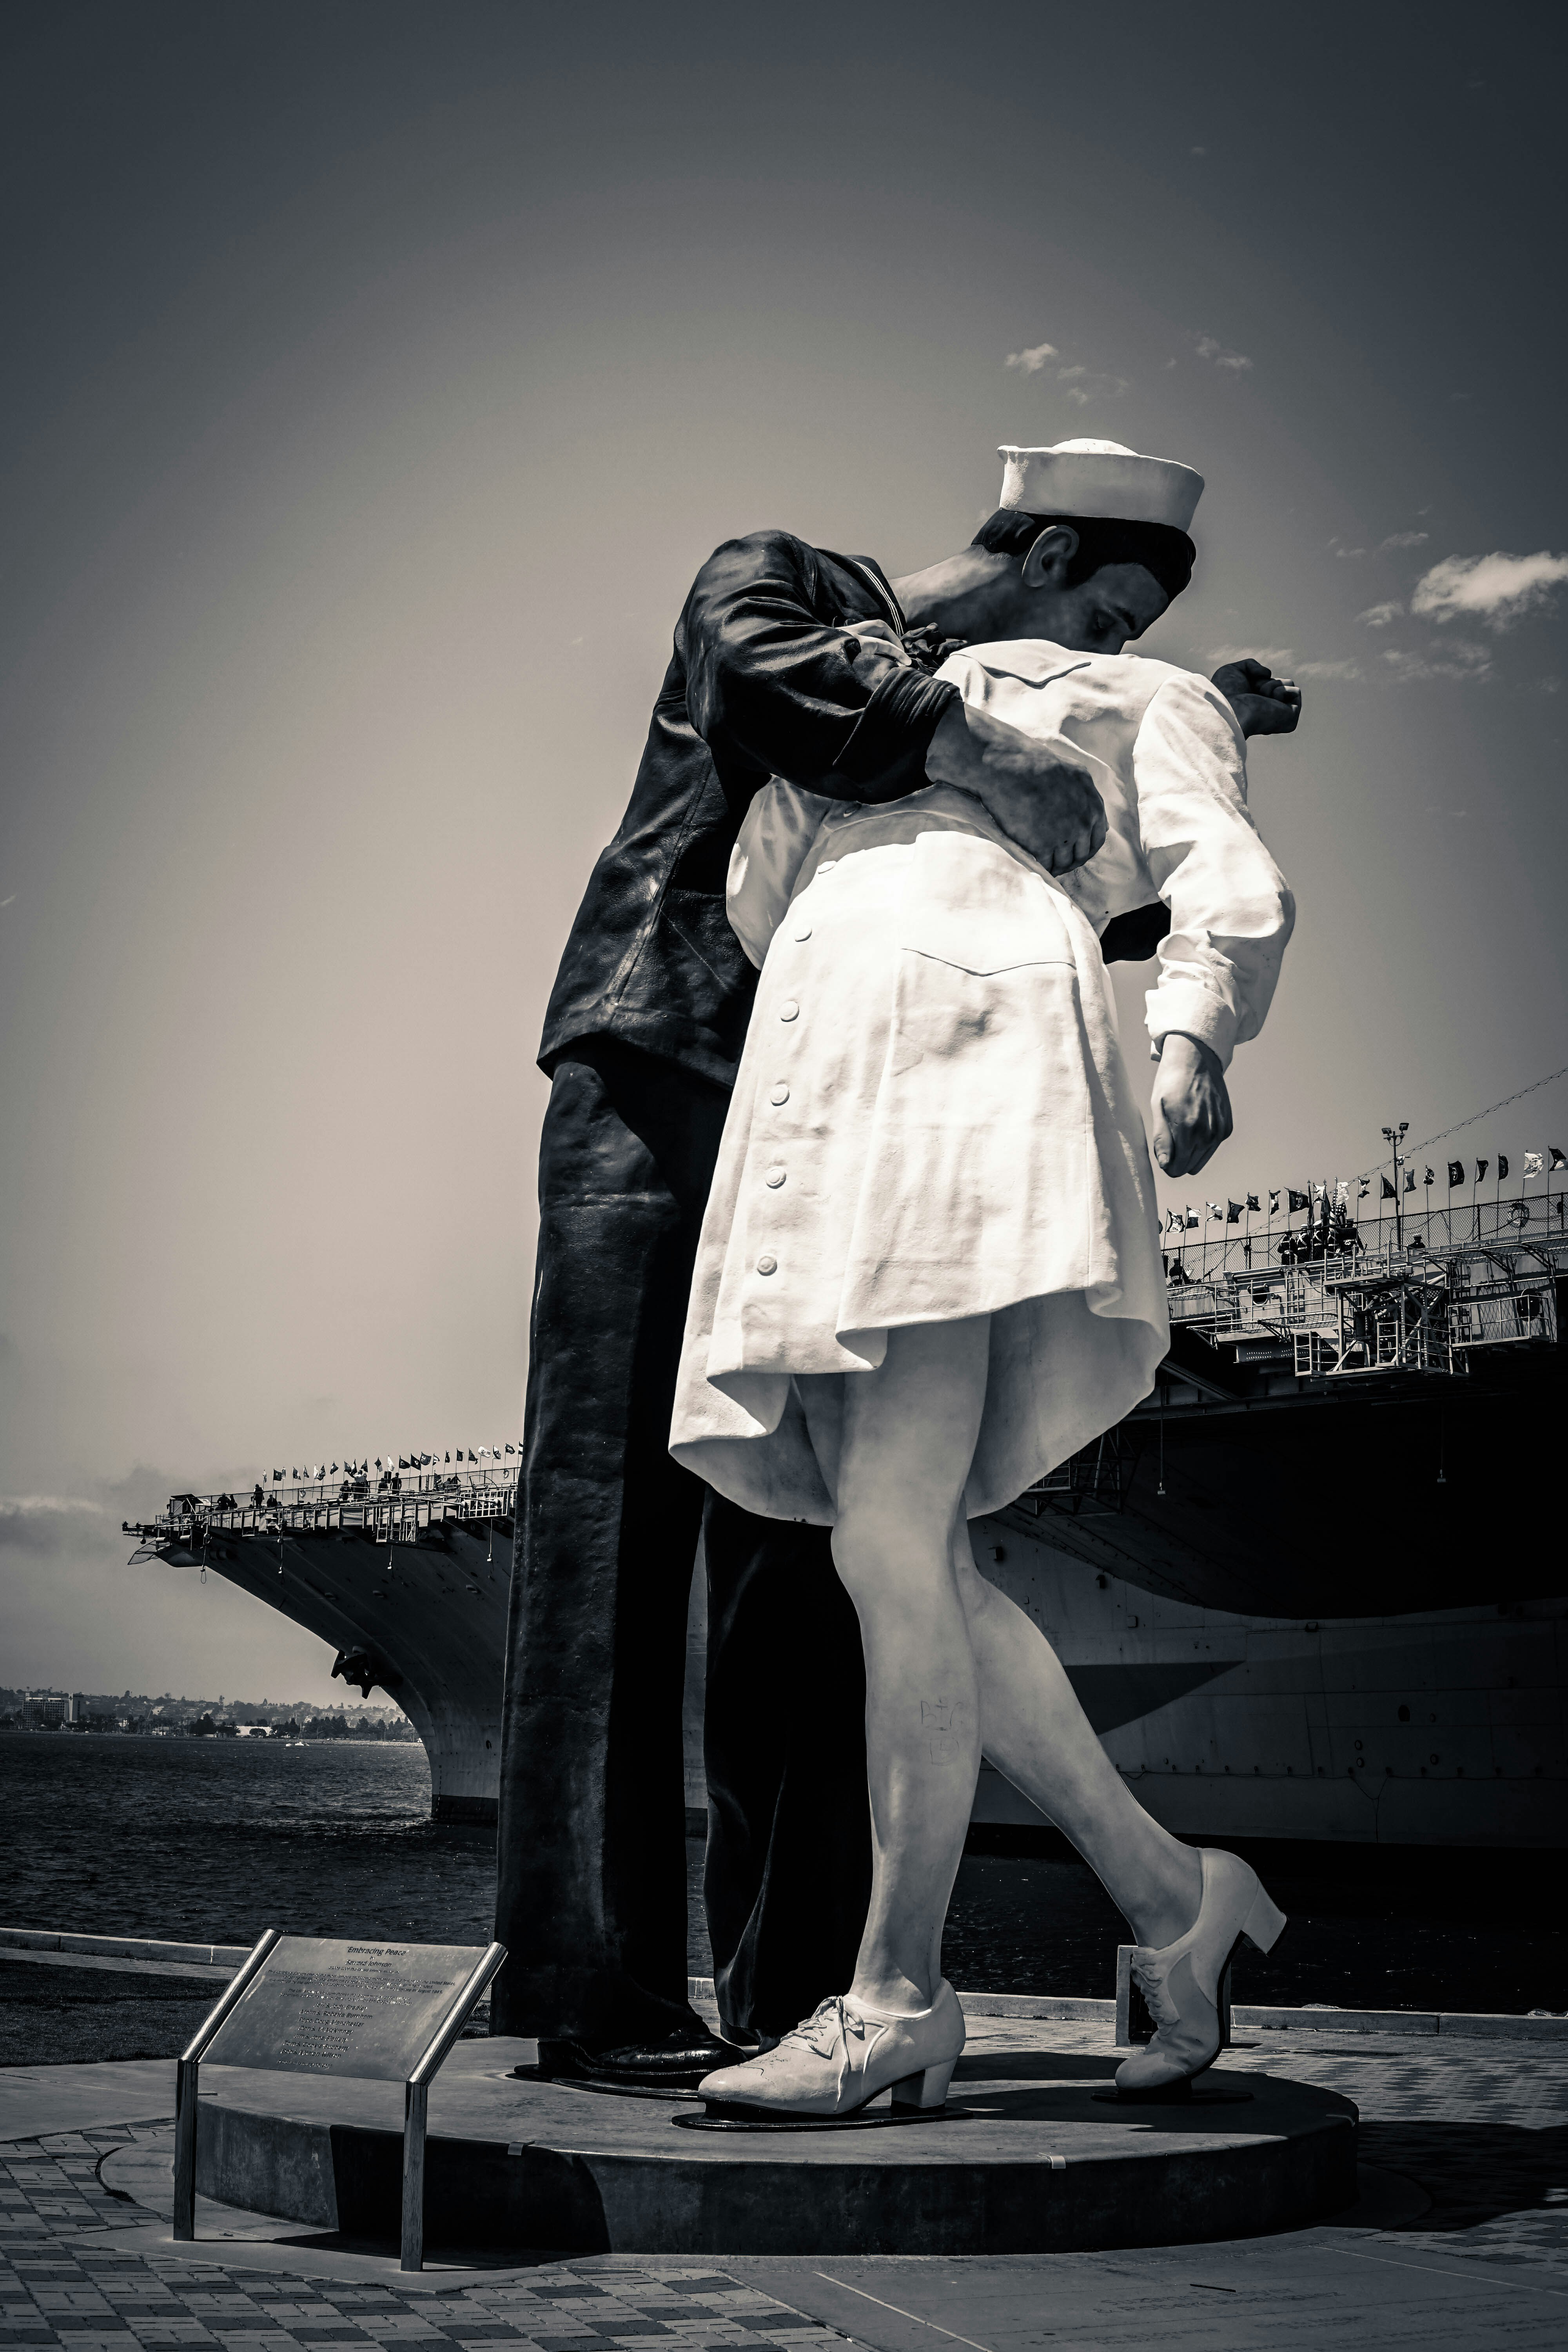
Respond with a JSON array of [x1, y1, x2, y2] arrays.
[[672, 440, 1297, 2118]]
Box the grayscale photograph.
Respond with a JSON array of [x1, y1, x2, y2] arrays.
[[2, 4, 1564, 2344]]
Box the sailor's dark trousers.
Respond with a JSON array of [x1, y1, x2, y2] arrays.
[[492, 1041, 872, 2047]]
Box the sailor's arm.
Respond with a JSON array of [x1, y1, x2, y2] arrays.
[[1133, 675, 1296, 1177], [838, 625, 1111, 874], [683, 534, 958, 805], [687, 542, 1107, 872], [923, 697, 1107, 875]]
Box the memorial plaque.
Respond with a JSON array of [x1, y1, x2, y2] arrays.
[[203, 1937, 488, 2082]]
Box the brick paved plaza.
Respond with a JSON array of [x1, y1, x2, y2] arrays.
[[4, 2020, 1566, 2351]]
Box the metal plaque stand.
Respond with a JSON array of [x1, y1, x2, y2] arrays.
[[173, 1928, 282, 2239], [170, 1931, 506, 2271], [397, 1941, 506, 2270]]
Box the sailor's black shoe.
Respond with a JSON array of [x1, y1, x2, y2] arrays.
[[535, 2025, 729, 2088]]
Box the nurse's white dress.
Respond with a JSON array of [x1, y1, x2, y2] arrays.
[[668, 639, 1294, 1524]]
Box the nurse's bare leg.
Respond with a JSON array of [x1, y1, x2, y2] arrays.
[[800, 1318, 989, 2015], [950, 1524, 1202, 1948]]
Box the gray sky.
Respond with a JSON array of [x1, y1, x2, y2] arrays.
[[3, 0, 1564, 1699]]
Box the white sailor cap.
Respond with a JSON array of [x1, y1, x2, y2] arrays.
[[997, 439, 1204, 532]]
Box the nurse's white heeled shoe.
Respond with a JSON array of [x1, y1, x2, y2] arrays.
[[1115, 1848, 1287, 2098], [698, 1979, 964, 2118]]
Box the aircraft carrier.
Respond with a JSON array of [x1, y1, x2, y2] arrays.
[[124, 1191, 1568, 1846]]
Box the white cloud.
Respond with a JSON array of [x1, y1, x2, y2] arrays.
[[1357, 602, 1403, 629], [1334, 545, 1367, 560], [1208, 645, 1296, 671], [1209, 649, 1366, 682], [1194, 333, 1252, 372], [0, 1495, 105, 1556], [1054, 363, 1129, 407], [1005, 342, 1127, 403], [1378, 531, 1429, 552], [1410, 550, 1568, 632], [1207, 646, 1365, 684], [1206, 639, 1494, 688], [1380, 639, 1495, 683]]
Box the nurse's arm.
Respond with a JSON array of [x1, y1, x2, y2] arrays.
[[1134, 672, 1296, 1097]]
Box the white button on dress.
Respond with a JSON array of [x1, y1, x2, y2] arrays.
[[765, 1166, 786, 1188], [769, 1084, 790, 1106], [755, 1254, 778, 1276], [779, 1000, 799, 1022]]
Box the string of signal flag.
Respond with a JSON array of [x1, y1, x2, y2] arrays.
[[262, 1084, 1568, 1461], [264, 1447, 517, 1483], [1348, 1058, 1568, 1181], [1164, 1145, 1566, 1233]]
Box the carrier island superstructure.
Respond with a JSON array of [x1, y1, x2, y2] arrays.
[[125, 1194, 1568, 1846]]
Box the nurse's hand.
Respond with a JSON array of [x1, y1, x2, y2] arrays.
[[1152, 1033, 1232, 1177], [926, 700, 1107, 875]]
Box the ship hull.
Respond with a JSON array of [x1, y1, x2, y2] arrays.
[[137, 1223, 1566, 1847], [200, 1520, 508, 1824], [971, 1515, 1564, 1849], [188, 1508, 1564, 1850]]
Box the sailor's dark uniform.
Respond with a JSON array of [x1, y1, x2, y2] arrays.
[[494, 532, 958, 2047]]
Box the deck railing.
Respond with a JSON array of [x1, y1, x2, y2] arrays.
[[127, 1216, 1568, 1559], [1164, 1227, 1563, 1385], [1162, 1187, 1567, 1286], [125, 1468, 517, 1552]]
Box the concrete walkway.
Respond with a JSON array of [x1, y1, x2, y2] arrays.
[[0, 2059, 175, 2143], [4, 2020, 1566, 2350]]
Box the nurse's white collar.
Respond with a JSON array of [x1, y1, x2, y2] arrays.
[[939, 639, 1098, 686]]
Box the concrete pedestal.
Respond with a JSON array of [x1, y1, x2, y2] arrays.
[[187, 2025, 1357, 2258]]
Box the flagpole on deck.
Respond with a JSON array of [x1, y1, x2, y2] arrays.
[[1381, 1122, 1407, 1252]]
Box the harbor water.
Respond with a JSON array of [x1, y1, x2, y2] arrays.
[[2, 1732, 1562, 2014]]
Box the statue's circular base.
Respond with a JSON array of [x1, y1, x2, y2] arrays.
[[1091, 2083, 1256, 2104], [192, 2036, 1357, 2257], [676, 2102, 953, 2131]]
